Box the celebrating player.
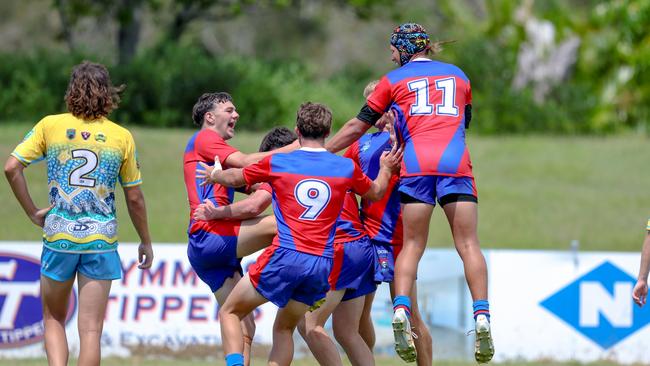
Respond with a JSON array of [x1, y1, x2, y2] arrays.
[[325, 23, 494, 363], [4, 61, 154, 366], [198, 102, 401, 366], [346, 80, 434, 365], [183, 93, 299, 365], [633, 218, 650, 307]]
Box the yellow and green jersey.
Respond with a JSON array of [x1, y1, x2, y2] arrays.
[[12, 113, 141, 253]]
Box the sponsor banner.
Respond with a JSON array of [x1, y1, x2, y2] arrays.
[[1, 243, 649, 363], [490, 250, 650, 364]]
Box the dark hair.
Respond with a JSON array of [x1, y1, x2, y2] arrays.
[[65, 61, 123, 120], [259, 127, 297, 152], [192, 92, 233, 126], [296, 102, 332, 139]]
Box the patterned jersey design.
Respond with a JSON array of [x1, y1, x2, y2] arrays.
[[243, 149, 372, 258], [368, 59, 473, 178], [183, 129, 239, 235], [12, 113, 141, 253], [349, 132, 403, 245]]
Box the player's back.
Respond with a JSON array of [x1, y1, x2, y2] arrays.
[[243, 148, 372, 258], [370, 59, 473, 178], [352, 132, 403, 245], [11, 113, 141, 253]]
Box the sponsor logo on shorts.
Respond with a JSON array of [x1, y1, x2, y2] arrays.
[[0, 252, 76, 348]]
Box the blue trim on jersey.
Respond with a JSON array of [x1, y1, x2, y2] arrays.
[[185, 132, 198, 153], [271, 151, 354, 178], [386, 60, 469, 84], [335, 218, 364, 239], [358, 132, 390, 180], [271, 190, 297, 250], [121, 179, 142, 187], [392, 104, 421, 173], [436, 122, 466, 174]]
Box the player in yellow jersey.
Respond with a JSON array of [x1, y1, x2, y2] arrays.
[[4, 61, 154, 365], [633, 218, 650, 307]]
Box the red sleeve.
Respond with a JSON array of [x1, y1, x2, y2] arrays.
[[466, 81, 472, 105], [196, 130, 238, 166], [350, 161, 372, 196], [343, 141, 360, 165], [367, 76, 392, 114], [242, 156, 272, 185], [258, 183, 272, 194]]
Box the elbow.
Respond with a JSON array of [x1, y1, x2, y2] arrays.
[[4, 158, 21, 179], [242, 202, 265, 217]]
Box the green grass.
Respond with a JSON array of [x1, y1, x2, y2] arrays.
[[1, 122, 649, 251], [3, 358, 640, 366]]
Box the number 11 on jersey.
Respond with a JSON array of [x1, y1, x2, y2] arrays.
[[407, 77, 459, 117]]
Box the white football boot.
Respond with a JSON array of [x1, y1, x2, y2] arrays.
[[392, 308, 417, 363], [474, 314, 494, 364]]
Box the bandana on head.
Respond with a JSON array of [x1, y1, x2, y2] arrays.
[[390, 23, 430, 66]]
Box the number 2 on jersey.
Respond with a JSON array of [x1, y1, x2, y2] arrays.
[[407, 77, 458, 117], [69, 149, 98, 187], [294, 179, 331, 220]]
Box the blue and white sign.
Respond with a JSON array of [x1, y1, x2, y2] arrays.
[[541, 261, 650, 349]]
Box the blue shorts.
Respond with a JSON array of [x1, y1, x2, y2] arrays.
[[41, 246, 122, 281], [372, 239, 403, 283], [398, 175, 477, 206], [330, 237, 377, 301], [187, 225, 242, 293], [249, 246, 332, 308]]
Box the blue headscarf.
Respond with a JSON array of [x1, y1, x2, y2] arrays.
[[390, 23, 431, 66]]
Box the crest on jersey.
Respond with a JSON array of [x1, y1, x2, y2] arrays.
[[81, 131, 91, 140], [360, 141, 371, 152], [95, 133, 106, 143], [66, 129, 76, 140]]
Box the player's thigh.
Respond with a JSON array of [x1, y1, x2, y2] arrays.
[[40, 275, 75, 320], [441, 201, 478, 242], [332, 296, 365, 332], [304, 290, 345, 329], [274, 299, 310, 331], [220, 273, 267, 318], [401, 202, 434, 245], [236, 215, 277, 258], [76, 273, 112, 329], [214, 271, 243, 305]]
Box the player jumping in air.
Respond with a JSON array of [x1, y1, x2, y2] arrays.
[[183, 92, 298, 365], [326, 23, 494, 363], [4, 61, 154, 366], [198, 102, 402, 366]]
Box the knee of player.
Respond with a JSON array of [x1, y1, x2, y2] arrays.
[[332, 322, 354, 344]]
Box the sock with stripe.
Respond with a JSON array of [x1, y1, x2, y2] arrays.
[[393, 295, 412, 318], [473, 299, 490, 321], [225, 353, 244, 366]]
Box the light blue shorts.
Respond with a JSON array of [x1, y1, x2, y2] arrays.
[[41, 246, 122, 281]]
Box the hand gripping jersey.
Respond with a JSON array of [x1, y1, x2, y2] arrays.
[[242, 148, 372, 258], [183, 129, 239, 235], [347, 133, 403, 245], [11, 113, 141, 253], [368, 59, 473, 178]]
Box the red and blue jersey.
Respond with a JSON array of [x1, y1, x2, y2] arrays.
[[333, 191, 367, 244], [242, 148, 372, 258], [368, 59, 473, 178], [183, 129, 239, 234], [347, 133, 403, 246]]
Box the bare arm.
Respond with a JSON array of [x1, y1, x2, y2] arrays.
[[325, 118, 372, 153], [225, 140, 300, 168], [193, 190, 273, 221], [361, 146, 403, 201], [4, 156, 51, 227], [123, 186, 153, 269], [633, 231, 650, 307]]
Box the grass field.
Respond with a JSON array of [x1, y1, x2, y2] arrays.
[[1, 122, 649, 251], [5, 358, 642, 366]]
